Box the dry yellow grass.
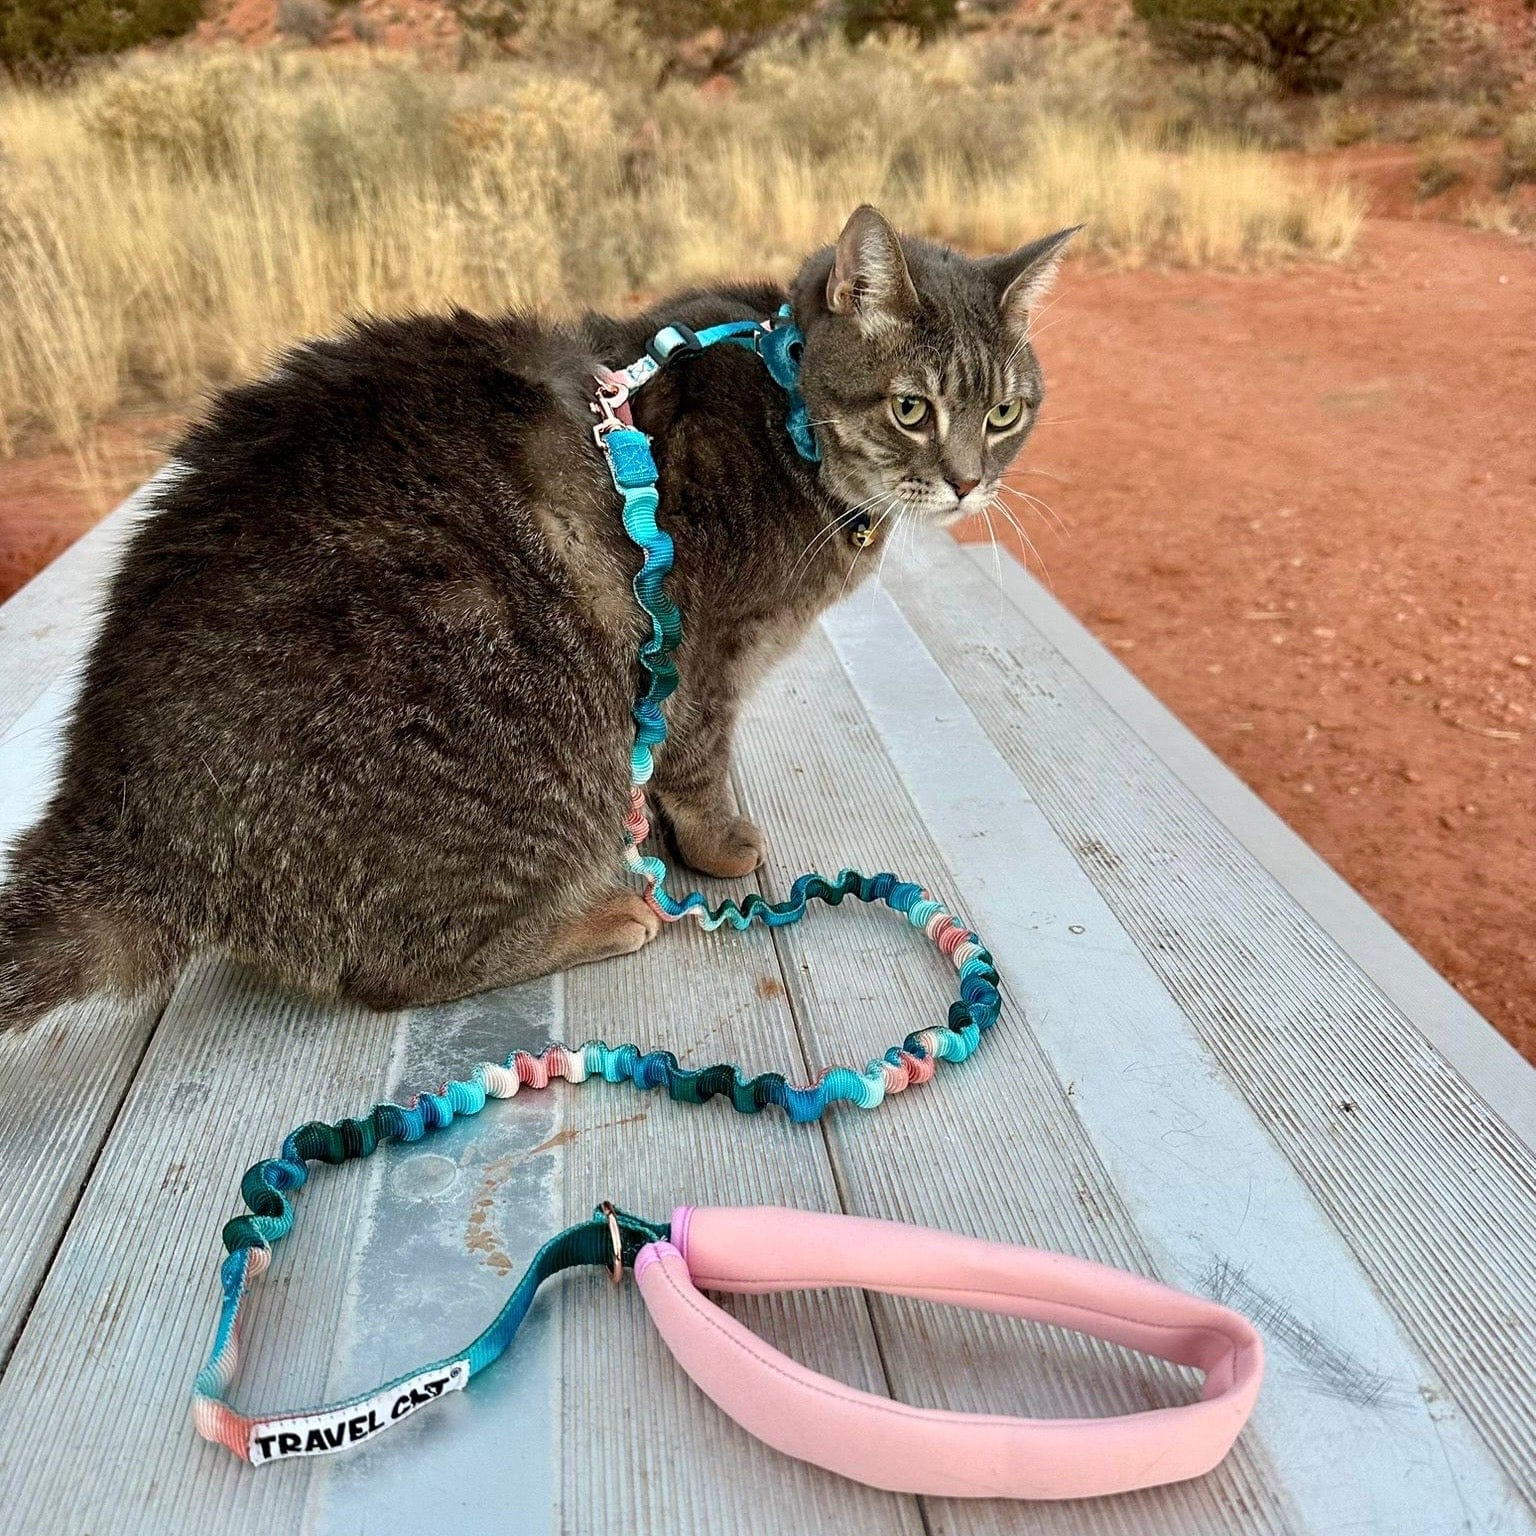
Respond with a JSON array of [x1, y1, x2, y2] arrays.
[[0, 23, 1363, 455]]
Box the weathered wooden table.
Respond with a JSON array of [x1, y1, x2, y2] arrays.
[[1, 489, 1532, 1535]]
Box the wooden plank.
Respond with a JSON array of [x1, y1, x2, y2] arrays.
[[302, 980, 564, 1535], [0, 961, 395, 1532], [888, 543, 1536, 1507], [555, 880, 925, 1535], [0, 493, 167, 1366], [820, 564, 1534, 1529], [0, 486, 564, 1533], [0, 989, 156, 1367], [0, 667, 161, 1367], [738, 626, 1298, 1536], [0, 488, 149, 737], [6, 478, 1529, 1530], [0, 480, 912, 1531], [961, 544, 1536, 1151], [0, 870, 923, 1536]]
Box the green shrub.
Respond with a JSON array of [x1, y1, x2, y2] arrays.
[[620, 0, 820, 39], [1344, 0, 1512, 101], [1161, 58, 1294, 144], [1132, 0, 1403, 91], [1369, 95, 1495, 143], [292, 67, 457, 218], [458, 0, 819, 63], [1414, 136, 1467, 199], [0, 0, 202, 77], [1502, 111, 1536, 190], [844, 0, 960, 44], [451, 0, 529, 44]]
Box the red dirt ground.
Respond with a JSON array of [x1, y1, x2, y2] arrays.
[[1, 216, 1532, 1058], [960, 216, 1535, 1060], [0, 420, 169, 600]]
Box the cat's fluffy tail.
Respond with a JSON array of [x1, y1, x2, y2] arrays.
[[0, 845, 177, 1031]]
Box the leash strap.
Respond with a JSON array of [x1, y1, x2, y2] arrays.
[[195, 1190, 667, 1465], [196, 1199, 1264, 1498]]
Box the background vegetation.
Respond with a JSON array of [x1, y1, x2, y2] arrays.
[[0, 3, 1368, 456], [1132, 0, 1402, 90], [0, 1, 1528, 1049], [0, 0, 1528, 461], [0, 0, 203, 77]]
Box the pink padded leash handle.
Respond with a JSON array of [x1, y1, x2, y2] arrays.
[[634, 1206, 1263, 1500]]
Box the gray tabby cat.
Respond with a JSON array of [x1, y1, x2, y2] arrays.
[[0, 205, 1074, 1029]]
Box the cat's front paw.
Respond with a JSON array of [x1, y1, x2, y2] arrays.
[[676, 815, 766, 879]]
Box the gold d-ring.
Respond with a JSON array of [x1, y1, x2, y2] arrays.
[[600, 1201, 623, 1285]]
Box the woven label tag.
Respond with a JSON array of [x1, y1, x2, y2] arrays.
[[247, 1360, 469, 1465]]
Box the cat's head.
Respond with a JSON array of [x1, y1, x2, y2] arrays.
[[790, 206, 1078, 529]]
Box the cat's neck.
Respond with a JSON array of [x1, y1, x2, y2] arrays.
[[629, 343, 874, 633]]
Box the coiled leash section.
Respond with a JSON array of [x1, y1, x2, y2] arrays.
[[194, 305, 1004, 1456]]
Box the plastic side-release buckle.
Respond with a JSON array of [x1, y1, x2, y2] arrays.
[[646, 323, 702, 365]]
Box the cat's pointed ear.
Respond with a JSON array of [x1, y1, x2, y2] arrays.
[[985, 225, 1082, 335], [827, 205, 919, 339]]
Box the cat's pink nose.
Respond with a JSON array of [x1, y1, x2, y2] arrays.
[[949, 477, 980, 499]]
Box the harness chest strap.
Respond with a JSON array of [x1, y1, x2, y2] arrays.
[[196, 1203, 1263, 1499]]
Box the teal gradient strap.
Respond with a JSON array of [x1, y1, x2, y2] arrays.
[[602, 308, 1000, 1120], [195, 1191, 667, 1464]]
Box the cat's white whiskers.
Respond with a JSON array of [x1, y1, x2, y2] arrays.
[[869, 502, 909, 602], [995, 485, 1056, 540], [1001, 479, 1062, 534], [988, 492, 1054, 591], [978, 501, 1016, 630], [1004, 291, 1067, 367], [846, 498, 903, 606], [790, 511, 860, 580], [979, 501, 1004, 589], [1000, 331, 1030, 376], [1024, 291, 1072, 339], [789, 487, 894, 579], [864, 504, 904, 597], [1022, 312, 1072, 350], [826, 489, 902, 594], [1001, 482, 1070, 540]]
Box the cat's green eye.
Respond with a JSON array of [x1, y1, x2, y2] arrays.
[[890, 395, 931, 430], [986, 398, 1026, 431]]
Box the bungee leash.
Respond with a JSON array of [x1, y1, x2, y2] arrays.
[[196, 1201, 1264, 1498], [193, 305, 1049, 1479]]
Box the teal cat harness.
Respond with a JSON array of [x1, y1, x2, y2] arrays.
[[193, 304, 1003, 1459]]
